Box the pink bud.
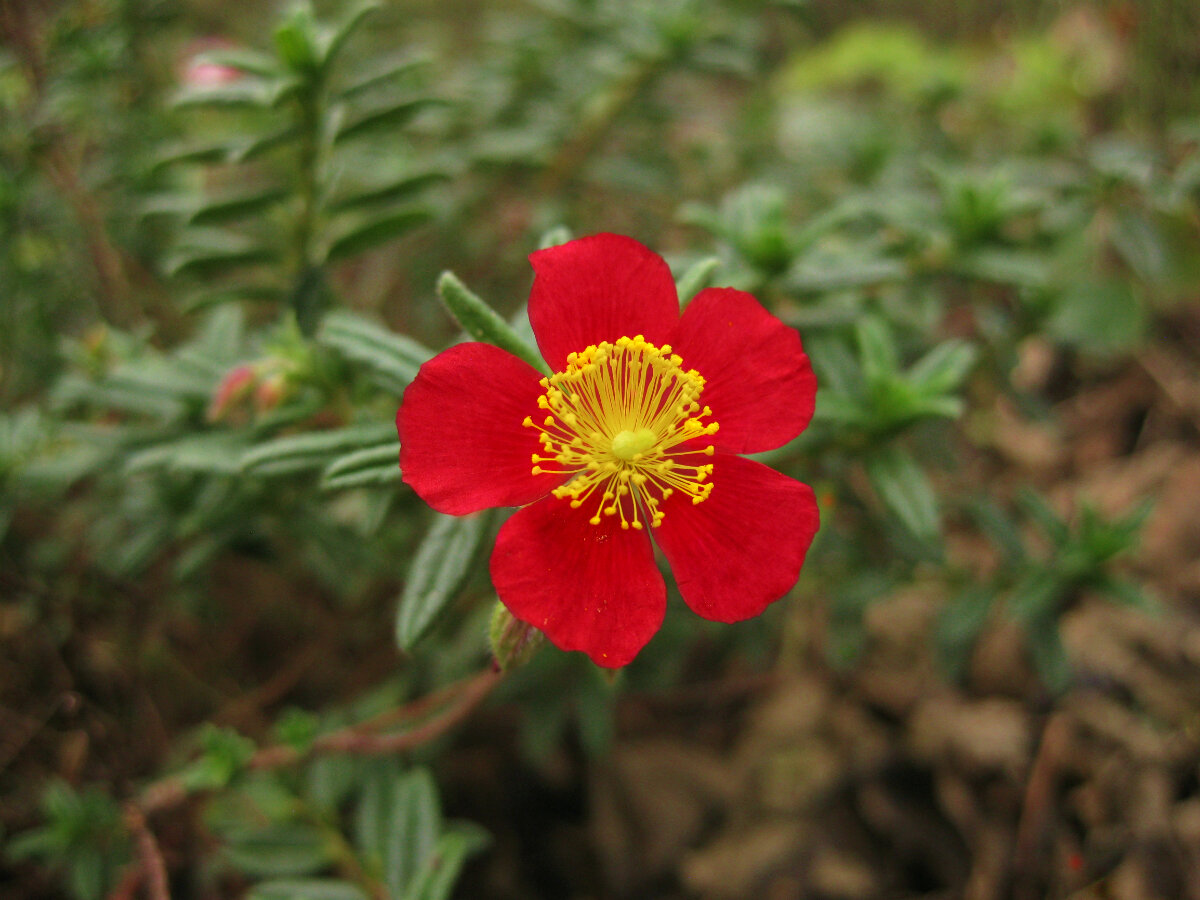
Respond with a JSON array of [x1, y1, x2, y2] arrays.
[[208, 364, 256, 422]]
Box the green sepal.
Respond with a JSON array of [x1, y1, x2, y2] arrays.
[[436, 271, 549, 374]]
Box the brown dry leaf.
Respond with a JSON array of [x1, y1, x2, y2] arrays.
[[589, 738, 734, 894], [908, 694, 1031, 778]]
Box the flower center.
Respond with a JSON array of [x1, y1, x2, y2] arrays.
[[523, 335, 719, 530]]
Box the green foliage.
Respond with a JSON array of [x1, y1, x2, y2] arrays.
[[209, 760, 488, 900], [5, 781, 129, 900], [158, 0, 447, 330], [938, 493, 1155, 691], [4, 1, 1195, 896]]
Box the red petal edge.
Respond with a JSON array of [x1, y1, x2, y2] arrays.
[[669, 287, 816, 454], [528, 233, 681, 373], [490, 495, 667, 668], [398, 342, 562, 515], [652, 453, 819, 622]]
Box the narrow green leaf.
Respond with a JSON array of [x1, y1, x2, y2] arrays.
[[172, 79, 275, 109], [1007, 568, 1064, 623], [1048, 279, 1145, 354], [153, 141, 233, 171], [935, 584, 995, 680], [324, 208, 433, 263], [230, 126, 305, 163], [1015, 489, 1069, 545], [190, 188, 289, 226], [274, 6, 321, 72], [674, 256, 721, 306], [317, 310, 433, 394], [240, 423, 396, 477], [396, 512, 488, 650], [319, 1, 382, 69], [222, 824, 331, 878], [405, 826, 490, 900], [437, 271, 548, 374], [386, 768, 442, 898], [334, 98, 448, 144], [787, 254, 906, 292], [336, 55, 431, 102], [191, 48, 283, 78], [181, 284, 285, 314], [907, 339, 977, 395], [249, 880, 368, 900], [125, 433, 248, 476], [805, 333, 862, 398], [330, 172, 451, 212], [1025, 619, 1072, 694], [166, 230, 277, 278], [354, 761, 402, 875], [864, 447, 941, 549], [321, 443, 402, 490], [855, 316, 900, 384]]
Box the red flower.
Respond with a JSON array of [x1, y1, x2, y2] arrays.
[[397, 234, 819, 667]]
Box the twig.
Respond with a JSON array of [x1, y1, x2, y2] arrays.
[[123, 805, 171, 900], [1013, 711, 1072, 900], [138, 666, 503, 815]]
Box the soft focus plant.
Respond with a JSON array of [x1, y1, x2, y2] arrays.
[[2, 1, 1198, 897]]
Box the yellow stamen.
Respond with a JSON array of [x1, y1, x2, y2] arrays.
[[525, 335, 719, 528]]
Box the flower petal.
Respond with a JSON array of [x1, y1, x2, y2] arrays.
[[652, 453, 819, 622], [490, 496, 666, 668], [669, 287, 816, 453], [398, 342, 561, 515], [528, 233, 680, 372]]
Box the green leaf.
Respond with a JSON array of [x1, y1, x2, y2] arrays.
[[1025, 618, 1072, 694], [674, 256, 721, 306], [222, 823, 331, 878], [855, 316, 900, 385], [317, 310, 433, 394], [864, 447, 941, 550], [787, 254, 907, 293], [190, 188, 290, 226], [230, 126, 305, 163], [240, 423, 396, 477], [125, 433, 249, 476], [935, 584, 995, 680], [806, 333, 862, 398], [1008, 568, 1064, 623], [331, 172, 451, 212], [436, 271, 548, 374], [321, 443, 402, 490], [191, 48, 284, 78], [172, 79, 276, 110], [248, 879, 368, 900], [324, 208, 434, 263], [153, 141, 234, 170], [319, 1, 382, 69], [337, 55, 430, 101], [396, 512, 488, 650], [166, 230, 277, 278], [953, 250, 1050, 288], [353, 761, 401, 875], [1048, 279, 1146, 354], [181, 284, 285, 314], [1015, 489, 1069, 545], [334, 99, 449, 144], [907, 339, 977, 395], [274, 5, 321, 72], [405, 826, 490, 900], [385, 768, 442, 898]]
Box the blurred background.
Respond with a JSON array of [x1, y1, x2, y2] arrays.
[[3, 0, 1200, 898]]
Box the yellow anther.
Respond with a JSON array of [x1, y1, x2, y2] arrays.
[[524, 336, 719, 528]]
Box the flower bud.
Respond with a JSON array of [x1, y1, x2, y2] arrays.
[[488, 602, 543, 672]]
